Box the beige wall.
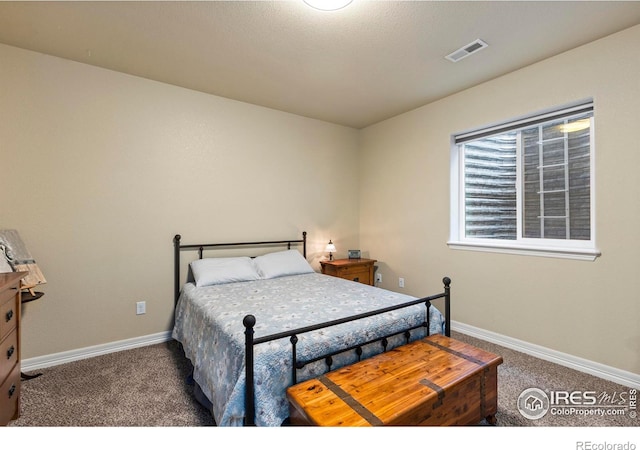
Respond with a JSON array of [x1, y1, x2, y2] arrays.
[[359, 25, 640, 374], [0, 43, 360, 359], [2, 24, 639, 377]]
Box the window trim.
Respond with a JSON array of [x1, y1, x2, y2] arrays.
[[448, 101, 601, 261]]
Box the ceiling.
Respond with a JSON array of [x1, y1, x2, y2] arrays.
[[1, 1, 640, 129]]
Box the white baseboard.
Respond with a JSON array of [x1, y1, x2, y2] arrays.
[[22, 324, 640, 390], [452, 320, 640, 389], [21, 331, 173, 372]]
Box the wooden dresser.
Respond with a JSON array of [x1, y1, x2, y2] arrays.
[[320, 258, 376, 286], [0, 272, 25, 426]]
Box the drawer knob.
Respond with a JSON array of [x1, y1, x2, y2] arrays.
[[8, 384, 16, 398], [7, 345, 15, 359], [5, 309, 13, 322]]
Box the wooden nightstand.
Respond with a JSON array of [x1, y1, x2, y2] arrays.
[[320, 258, 377, 286]]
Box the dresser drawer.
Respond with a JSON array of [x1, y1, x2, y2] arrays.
[[0, 285, 16, 304], [0, 329, 18, 383], [0, 290, 18, 342], [0, 363, 20, 425]]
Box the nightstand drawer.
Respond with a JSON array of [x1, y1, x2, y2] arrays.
[[335, 266, 370, 284]]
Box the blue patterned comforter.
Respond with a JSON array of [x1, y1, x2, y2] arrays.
[[172, 272, 444, 426]]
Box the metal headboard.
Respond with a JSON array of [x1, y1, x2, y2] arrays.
[[173, 231, 307, 306]]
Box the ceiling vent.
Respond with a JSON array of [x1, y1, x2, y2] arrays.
[[445, 39, 488, 63]]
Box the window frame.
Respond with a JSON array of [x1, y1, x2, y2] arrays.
[[448, 101, 601, 261]]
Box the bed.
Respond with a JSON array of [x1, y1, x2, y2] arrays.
[[171, 232, 451, 426]]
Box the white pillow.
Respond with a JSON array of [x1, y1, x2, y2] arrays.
[[190, 257, 261, 287], [253, 250, 314, 279]]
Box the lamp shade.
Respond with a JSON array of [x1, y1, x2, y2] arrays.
[[325, 240, 337, 253]]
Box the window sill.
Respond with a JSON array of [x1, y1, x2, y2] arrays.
[[447, 241, 601, 261]]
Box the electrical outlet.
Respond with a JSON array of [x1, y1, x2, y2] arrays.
[[136, 301, 146, 315], [399, 277, 405, 288], [376, 273, 382, 283]]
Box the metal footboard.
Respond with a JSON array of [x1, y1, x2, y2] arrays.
[[243, 276, 451, 426]]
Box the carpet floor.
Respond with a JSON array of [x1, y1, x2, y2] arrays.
[[8, 331, 638, 427]]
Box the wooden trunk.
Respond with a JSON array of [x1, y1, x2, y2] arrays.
[[286, 334, 503, 426]]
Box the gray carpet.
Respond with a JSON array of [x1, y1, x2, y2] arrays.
[[10, 340, 214, 427], [451, 332, 638, 427], [8, 331, 638, 427]]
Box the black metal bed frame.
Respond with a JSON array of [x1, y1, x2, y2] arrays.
[[173, 232, 451, 426]]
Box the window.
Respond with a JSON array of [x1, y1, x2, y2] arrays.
[[448, 101, 600, 260]]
